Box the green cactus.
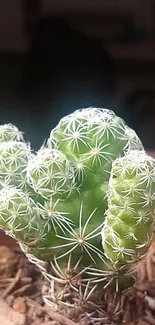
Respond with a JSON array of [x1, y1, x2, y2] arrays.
[[0, 186, 44, 244], [27, 147, 76, 199], [24, 107, 144, 266], [0, 108, 145, 267], [0, 123, 24, 142], [0, 140, 31, 190], [102, 150, 155, 267], [0, 124, 37, 197], [0, 123, 31, 190], [0, 108, 154, 313], [48, 107, 143, 189]]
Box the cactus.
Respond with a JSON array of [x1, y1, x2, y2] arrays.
[[0, 109, 145, 267], [48, 107, 143, 189], [24, 107, 144, 266], [0, 123, 24, 142], [0, 108, 154, 314], [0, 186, 44, 244], [0, 141, 31, 190], [27, 147, 76, 199], [0, 123, 31, 190], [102, 150, 155, 267]]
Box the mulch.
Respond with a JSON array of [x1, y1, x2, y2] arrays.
[[0, 232, 155, 325]]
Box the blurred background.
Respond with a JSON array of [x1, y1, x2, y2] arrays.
[[1, 0, 155, 151]]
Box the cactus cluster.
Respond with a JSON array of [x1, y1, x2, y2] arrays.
[[25, 107, 144, 265], [0, 108, 155, 308]]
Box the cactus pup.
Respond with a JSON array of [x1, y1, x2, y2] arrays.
[[102, 150, 155, 266]]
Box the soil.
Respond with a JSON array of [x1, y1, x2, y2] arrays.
[[0, 231, 155, 325]]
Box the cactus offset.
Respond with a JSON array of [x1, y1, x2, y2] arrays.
[[0, 123, 31, 191], [27, 147, 76, 199], [0, 141, 31, 190], [0, 186, 44, 244], [102, 150, 155, 267], [0, 123, 24, 142]]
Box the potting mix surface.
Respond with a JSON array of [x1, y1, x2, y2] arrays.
[[0, 232, 155, 325]]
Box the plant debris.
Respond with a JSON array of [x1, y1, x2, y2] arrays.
[[1, 236, 155, 325], [0, 296, 25, 325]]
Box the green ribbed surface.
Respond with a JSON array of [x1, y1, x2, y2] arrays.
[[102, 150, 155, 267]]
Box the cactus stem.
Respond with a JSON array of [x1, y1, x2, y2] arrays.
[[38, 199, 74, 234], [49, 254, 88, 288], [27, 228, 48, 246], [112, 246, 135, 259], [76, 281, 98, 303], [0, 123, 24, 142], [85, 259, 138, 290], [43, 280, 98, 309], [51, 203, 104, 262], [74, 160, 90, 183], [135, 234, 151, 250], [140, 191, 155, 207], [84, 140, 111, 165], [41, 262, 98, 309], [86, 267, 112, 280], [135, 210, 151, 224], [42, 280, 76, 308], [62, 126, 90, 151], [93, 120, 124, 140]]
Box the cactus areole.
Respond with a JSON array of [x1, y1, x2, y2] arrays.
[[0, 108, 155, 309]]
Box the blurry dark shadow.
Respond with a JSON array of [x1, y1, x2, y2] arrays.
[[17, 16, 115, 149], [125, 88, 155, 149]]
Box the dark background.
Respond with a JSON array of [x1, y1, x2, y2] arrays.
[[1, 0, 155, 150]]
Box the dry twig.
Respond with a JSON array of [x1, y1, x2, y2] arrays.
[[43, 307, 80, 325], [0, 297, 25, 325], [2, 268, 22, 299], [143, 316, 155, 325]]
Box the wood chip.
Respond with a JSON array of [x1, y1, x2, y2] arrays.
[[143, 316, 155, 325], [13, 283, 37, 297], [0, 297, 25, 325], [43, 307, 80, 325], [13, 297, 27, 314], [134, 280, 155, 295], [127, 320, 149, 325], [2, 268, 22, 299]]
